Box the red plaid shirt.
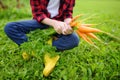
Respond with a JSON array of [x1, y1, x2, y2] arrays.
[[30, 0, 75, 23]]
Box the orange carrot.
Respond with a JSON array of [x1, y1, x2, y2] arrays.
[[86, 33, 98, 39], [71, 14, 83, 22], [70, 21, 79, 28], [76, 30, 94, 44], [78, 26, 102, 33], [85, 33, 103, 43]]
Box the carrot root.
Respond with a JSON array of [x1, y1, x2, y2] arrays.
[[70, 21, 79, 27], [86, 33, 104, 43], [76, 30, 94, 44], [78, 26, 102, 33]]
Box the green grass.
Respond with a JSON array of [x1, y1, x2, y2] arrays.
[[0, 0, 120, 80]]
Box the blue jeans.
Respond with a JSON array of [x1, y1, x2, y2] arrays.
[[4, 20, 79, 51]]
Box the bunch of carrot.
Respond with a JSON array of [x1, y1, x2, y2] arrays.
[[70, 14, 120, 48]]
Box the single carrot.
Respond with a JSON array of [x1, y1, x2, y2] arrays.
[[76, 30, 94, 44], [86, 33, 104, 43], [70, 21, 79, 28], [78, 25, 102, 33], [71, 14, 83, 22], [76, 30, 100, 49]]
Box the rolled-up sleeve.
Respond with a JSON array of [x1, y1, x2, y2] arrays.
[[30, 0, 47, 23]]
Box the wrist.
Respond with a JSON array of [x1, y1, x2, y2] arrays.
[[64, 18, 72, 25], [50, 20, 58, 27], [42, 18, 56, 27]]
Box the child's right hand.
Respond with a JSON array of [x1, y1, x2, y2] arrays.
[[52, 20, 73, 35]]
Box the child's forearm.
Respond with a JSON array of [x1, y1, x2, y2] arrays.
[[41, 18, 63, 34], [41, 18, 72, 26], [41, 18, 56, 27]]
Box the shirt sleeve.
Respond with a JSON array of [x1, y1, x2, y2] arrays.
[[63, 0, 75, 19], [30, 0, 47, 23]]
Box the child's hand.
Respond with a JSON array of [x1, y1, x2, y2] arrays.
[[52, 20, 73, 35], [41, 18, 73, 35], [51, 20, 62, 34], [61, 23, 73, 35]]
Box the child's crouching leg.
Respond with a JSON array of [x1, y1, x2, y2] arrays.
[[4, 22, 28, 45]]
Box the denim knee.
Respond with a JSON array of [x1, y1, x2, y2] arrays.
[[68, 33, 79, 47], [4, 22, 28, 45], [52, 32, 80, 51], [4, 22, 17, 35], [74, 33, 80, 45]]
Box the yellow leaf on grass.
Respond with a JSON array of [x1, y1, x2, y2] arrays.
[[43, 54, 60, 77], [22, 52, 30, 60], [47, 38, 52, 45]]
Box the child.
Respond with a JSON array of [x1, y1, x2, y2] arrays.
[[4, 0, 79, 51]]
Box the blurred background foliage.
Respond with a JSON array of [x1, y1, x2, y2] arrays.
[[0, 0, 31, 20]]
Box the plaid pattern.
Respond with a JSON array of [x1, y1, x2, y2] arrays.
[[30, 0, 75, 23]]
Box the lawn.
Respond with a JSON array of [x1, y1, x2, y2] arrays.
[[0, 0, 120, 80]]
